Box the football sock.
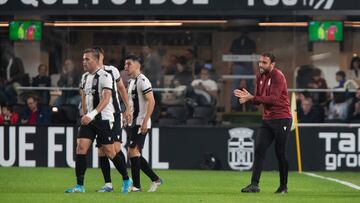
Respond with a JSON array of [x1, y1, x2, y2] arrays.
[[130, 156, 141, 188], [110, 154, 129, 180], [140, 156, 159, 182], [117, 151, 126, 165], [76, 154, 87, 186], [99, 156, 111, 183]]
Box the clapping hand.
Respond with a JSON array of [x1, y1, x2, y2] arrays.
[[233, 88, 253, 104]]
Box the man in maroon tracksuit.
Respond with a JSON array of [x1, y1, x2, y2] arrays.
[[234, 53, 292, 194]]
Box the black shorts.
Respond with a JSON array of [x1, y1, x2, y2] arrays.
[[112, 113, 122, 143], [78, 120, 114, 146], [128, 125, 148, 149]]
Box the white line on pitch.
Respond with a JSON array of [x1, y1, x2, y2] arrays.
[[303, 172, 360, 190]]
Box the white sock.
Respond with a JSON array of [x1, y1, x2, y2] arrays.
[[105, 183, 113, 188]]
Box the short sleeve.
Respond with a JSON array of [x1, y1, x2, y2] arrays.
[[100, 72, 113, 90], [110, 66, 121, 82], [139, 76, 152, 95]]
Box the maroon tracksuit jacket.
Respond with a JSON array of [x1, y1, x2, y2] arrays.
[[251, 67, 292, 120]]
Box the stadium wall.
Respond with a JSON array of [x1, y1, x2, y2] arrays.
[[0, 125, 359, 171]]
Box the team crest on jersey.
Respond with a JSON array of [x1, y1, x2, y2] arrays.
[[228, 128, 254, 171]]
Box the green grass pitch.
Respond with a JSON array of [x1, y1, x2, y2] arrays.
[[0, 167, 359, 203]]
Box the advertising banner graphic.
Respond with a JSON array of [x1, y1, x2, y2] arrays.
[[1, 125, 359, 171]]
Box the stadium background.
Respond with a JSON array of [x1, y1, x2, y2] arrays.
[[1, 1, 360, 202]]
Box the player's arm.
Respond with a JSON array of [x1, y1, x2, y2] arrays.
[[81, 89, 111, 125], [117, 78, 132, 123], [81, 73, 113, 125], [112, 66, 132, 124], [94, 72, 113, 113], [79, 89, 86, 115], [95, 89, 112, 113], [79, 73, 87, 116], [140, 91, 155, 135]]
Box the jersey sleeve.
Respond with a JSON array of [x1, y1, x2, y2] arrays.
[[100, 72, 113, 90], [139, 76, 152, 95], [110, 66, 121, 83]]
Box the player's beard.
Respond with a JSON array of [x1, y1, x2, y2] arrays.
[[259, 67, 265, 74]]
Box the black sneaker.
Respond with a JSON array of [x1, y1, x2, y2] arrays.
[[274, 185, 288, 194], [241, 184, 260, 193]]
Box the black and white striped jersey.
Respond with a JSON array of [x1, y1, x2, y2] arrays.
[[103, 65, 122, 114], [80, 68, 115, 122], [128, 73, 152, 128]]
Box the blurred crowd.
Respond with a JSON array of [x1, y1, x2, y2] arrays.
[[0, 45, 220, 125], [296, 56, 360, 123], [1, 41, 360, 125]]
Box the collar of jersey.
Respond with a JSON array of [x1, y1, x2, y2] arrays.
[[135, 73, 141, 79], [90, 68, 101, 75]]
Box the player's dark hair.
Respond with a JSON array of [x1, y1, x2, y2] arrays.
[[261, 52, 276, 63], [92, 46, 104, 55], [83, 48, 100, 60], [125, 55, 142, 65]]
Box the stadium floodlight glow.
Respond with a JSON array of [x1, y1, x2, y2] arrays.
[[258, 22, 308, 27], [43, 20, 227, 27], [170, 20, 228, 24], [348, 25, 360, 27], [0, 22, 9, 27], [51, 107, 58, 113], [44, 21, 184, 27], [344, 21, 360, 27]]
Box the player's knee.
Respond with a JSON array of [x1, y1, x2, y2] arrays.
[[102, 146, 116, 159], [114, 143, 121, 153], [128, 148, 140, 158], [76, 145, 88, 154]]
